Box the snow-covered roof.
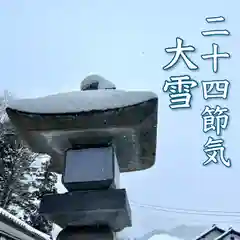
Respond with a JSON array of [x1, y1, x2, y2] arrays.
[[195, 224, 225, 240], [7, 89, 157, 114], [0, 207, 50, 240], [215, 227, 240, 240]]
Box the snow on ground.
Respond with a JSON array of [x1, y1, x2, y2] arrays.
[[7, 89, 157, 114], [149, 234, 184, 240]]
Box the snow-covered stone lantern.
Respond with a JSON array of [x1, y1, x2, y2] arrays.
[[5, 74, 158, 239]]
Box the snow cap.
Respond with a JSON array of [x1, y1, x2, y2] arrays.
[[81, 74, 116, 90]]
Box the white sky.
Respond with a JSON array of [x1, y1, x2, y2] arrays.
[[1, 0, 240, 238]]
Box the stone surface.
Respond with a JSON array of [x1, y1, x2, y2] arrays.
[[39, 188, 131, 232], [6, 98, 158, 174], [62, 146, 120, 191], [57, 225, 116, 240]]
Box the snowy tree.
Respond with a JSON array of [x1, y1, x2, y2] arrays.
[[25, 159, 58, 234], [0, 121, 38, 214], [0, 91, 58, 235], [0, 91, 38, 214]]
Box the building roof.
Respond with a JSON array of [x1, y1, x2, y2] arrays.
[[0, 207, 50, 240], [195, 224, 225, 240], [215, 227, 240, 240]]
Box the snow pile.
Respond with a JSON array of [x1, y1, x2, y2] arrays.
[[7, 89, 157, 114], [81, 74, 116, 90], [149, 234, 184, 240]]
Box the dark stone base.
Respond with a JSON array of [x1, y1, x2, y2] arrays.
[[40, 188, 131, 232], [57, 225, 115, 240]]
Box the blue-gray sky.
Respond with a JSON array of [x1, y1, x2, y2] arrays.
[[1, 0, 240, 238]]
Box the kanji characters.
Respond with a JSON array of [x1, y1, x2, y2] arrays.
[[201, 105, 229, 136], [163, 75, 198, 109], [203, 137, 231, 167], [163, 37, 198, 71]]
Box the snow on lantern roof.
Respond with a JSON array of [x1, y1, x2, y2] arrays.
[[7, 89, 157, 114], [80, 74, 116, 90]]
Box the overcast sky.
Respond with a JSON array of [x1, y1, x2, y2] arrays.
[[1, 0, 240, 238]]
